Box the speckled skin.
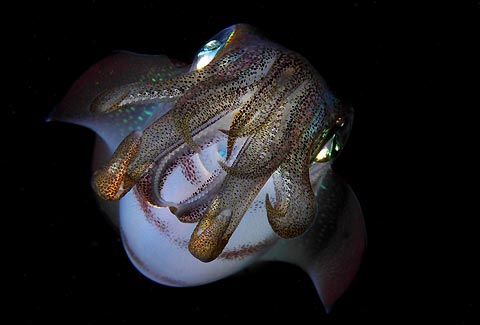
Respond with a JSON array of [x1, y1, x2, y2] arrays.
[[52, 24, 366, 311], [90, 24, 348, 262]]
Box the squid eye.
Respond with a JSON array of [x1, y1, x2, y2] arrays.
[[191, 25, 235, 70], [311, 115, 352, 164]]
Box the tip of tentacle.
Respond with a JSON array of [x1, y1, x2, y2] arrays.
[[188, 208, 232, 262], [218, 128, 230, 135], [218, 160, 231, 173], [265, 193, 287, 216], [92, 131, 142, 200]]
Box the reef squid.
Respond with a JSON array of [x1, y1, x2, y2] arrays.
[[50, 24, 366, 311]]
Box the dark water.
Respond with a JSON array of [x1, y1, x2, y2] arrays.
[[8, 1, 475, 323]]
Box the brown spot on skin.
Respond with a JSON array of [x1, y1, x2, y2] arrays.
[[93, 131, 142, 200], [134, 186, 167, 232], [179, 156, 202, 185], [133, 186, 189, 248], [219, 237, 277, 260]]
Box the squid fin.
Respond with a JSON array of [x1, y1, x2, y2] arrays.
[[49, 51, 187, 150], [262, 167, 366, 312]]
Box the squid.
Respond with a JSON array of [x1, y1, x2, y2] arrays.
[[50, 24, 366, 311]]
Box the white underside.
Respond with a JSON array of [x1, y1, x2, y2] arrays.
[[119, 177, 279, 286]]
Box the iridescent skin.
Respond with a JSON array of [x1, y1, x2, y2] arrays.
[[51, 24, 365, 311]]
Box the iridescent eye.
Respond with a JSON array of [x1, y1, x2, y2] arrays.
[[203, 40, 222, 51], [191, 25, 235, 70], [311, 115, 352, 164]]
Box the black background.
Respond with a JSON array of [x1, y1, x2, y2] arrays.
[[8, 1, 476, 323]]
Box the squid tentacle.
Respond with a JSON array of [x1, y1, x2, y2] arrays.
[[188, 174, 270, 262], [219, 79, 319, 179], [92, 130, 143, 200], [187, 77, 319, 261], [89, 50, 254, 114], [266, 153, 315, 238]]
